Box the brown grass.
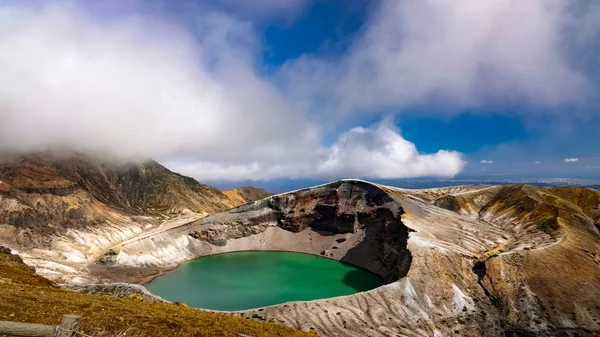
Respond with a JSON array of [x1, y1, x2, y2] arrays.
[[0, 249, 314, 337]]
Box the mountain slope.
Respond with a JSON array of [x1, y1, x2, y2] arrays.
[[105, 180, 600, 337], [0, 152, 235, 216], [0, 153, 236, 248], [0, 152, 261, 282], [222, 186, 270, 206], [0, 246, 312, 337], [2, 154, 599, 337]]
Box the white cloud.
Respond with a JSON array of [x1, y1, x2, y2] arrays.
[[480, 160, 494, 164], [534, 161, 541, 164], [168, 122, 466, 181], [0, 2, 463, 181], [317, 123, 465, 179], [0, 3, 316, 162], [281, 0, 596, 116], [1, 0, 596, 181], [565, 158, 579, 163]]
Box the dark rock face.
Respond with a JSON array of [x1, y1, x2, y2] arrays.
[[189, 222, 270, 246], [344, 205, 411, 282], [195, 180, 412, 283], [266, 180, 398, 236]]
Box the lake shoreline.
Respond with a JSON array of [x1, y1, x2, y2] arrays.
[[145, 251, 384, 311]]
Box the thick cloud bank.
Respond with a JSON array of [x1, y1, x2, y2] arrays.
[[0, 0, 595, 181], [318, 123, 464, 179], [281, 0, 596, 115], [0, 4, 313, 163], [167, 123, 465, 180]]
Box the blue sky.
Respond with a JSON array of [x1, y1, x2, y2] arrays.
[[0, 0, 599, 187], [256, 0, 600, 179], [260, 0, 373, 67]]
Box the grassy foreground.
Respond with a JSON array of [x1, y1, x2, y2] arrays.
[[0, 248, 314, 337]]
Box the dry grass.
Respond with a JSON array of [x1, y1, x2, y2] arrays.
[[0, 248, 314, 337], [222, 187, 270, 207]]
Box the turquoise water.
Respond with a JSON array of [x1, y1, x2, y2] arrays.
[[146, 251, 383, 311]]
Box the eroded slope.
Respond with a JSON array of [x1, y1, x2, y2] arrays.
[[2, 167, 599, 337], [106, 180, 600, 337], [0, 152, 257, 283]]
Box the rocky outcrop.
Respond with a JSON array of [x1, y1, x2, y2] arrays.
[[102, 181, 600, 337], [2, 160, 600, 337], [189, 180, 412, 282]]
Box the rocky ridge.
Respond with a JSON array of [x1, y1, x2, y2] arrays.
[[0, 153, 267, 283], [222, 186, 270, 207], [1, 153, 599, 337], [102, 180, 600, 337]]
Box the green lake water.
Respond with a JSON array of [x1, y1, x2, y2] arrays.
[[146, 251, 384, 311]]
